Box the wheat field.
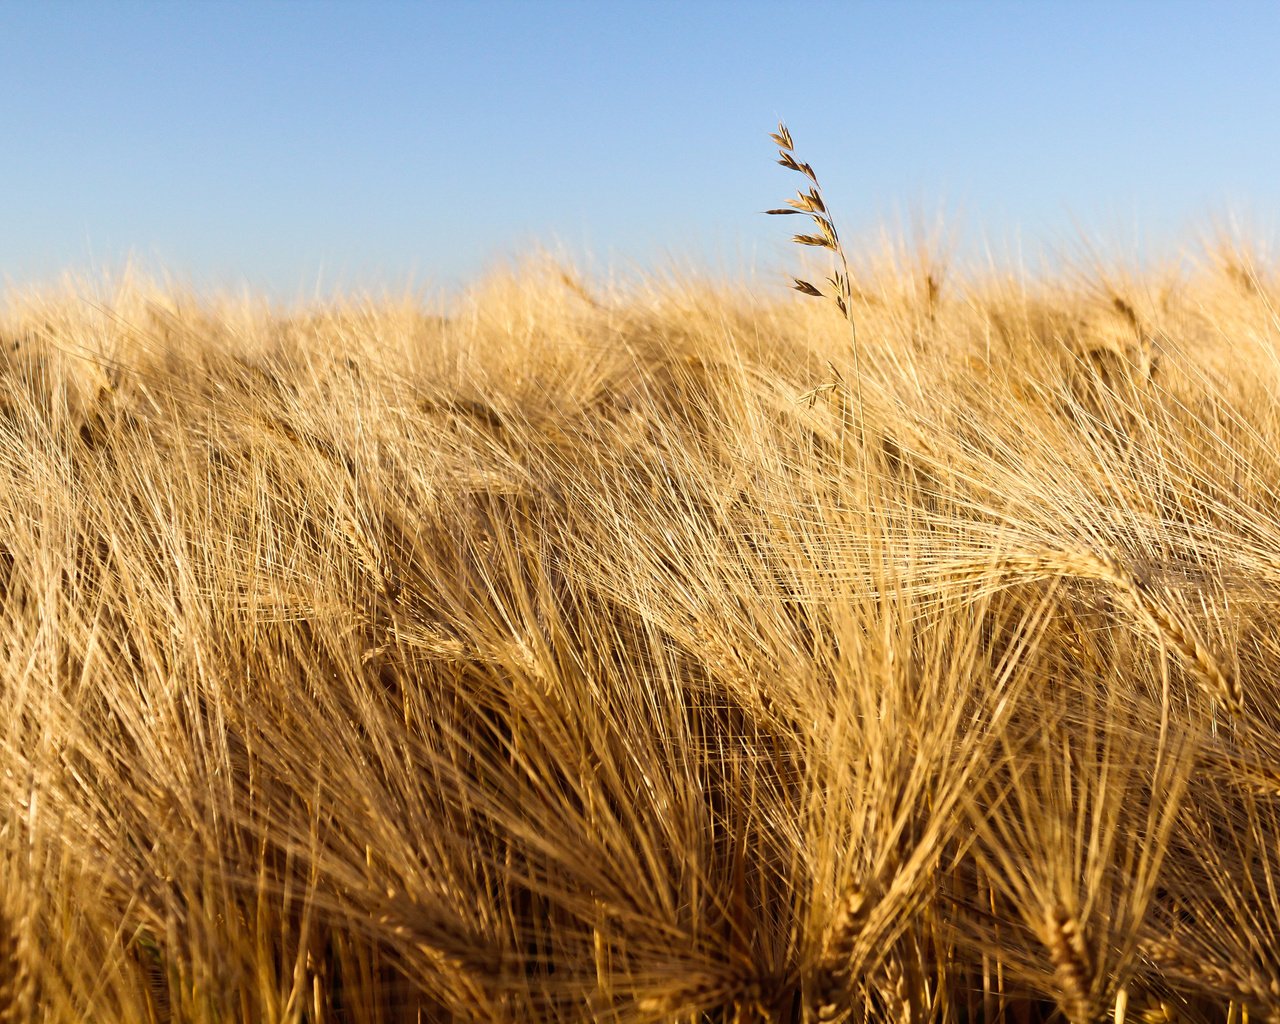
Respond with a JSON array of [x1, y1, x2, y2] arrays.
[[4, 145, 1280, 1022]]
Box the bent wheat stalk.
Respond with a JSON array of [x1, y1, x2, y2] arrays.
[[985, 548, 1242, 716]]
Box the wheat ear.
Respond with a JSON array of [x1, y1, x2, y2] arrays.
[[1044, 903, 1095, 1024], [812, 887, 874, 1022], [992, 548, 1242, 716], [0, 907, 31, 1024], [1073, 551, 1241, 716], [1141, 935, 1280, 1010]]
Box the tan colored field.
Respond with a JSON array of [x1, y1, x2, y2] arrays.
[[3, 235, 1280, 1022]]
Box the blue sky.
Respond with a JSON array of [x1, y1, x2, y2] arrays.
[[3, 1, 1278, 297]]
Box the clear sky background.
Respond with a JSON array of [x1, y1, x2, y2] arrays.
[[3, 1, 1278, 298]]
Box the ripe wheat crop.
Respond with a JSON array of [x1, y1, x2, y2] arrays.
[[3, 130, 1280, 1022]]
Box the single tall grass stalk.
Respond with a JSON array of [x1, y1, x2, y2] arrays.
[[766, 123, 868, 450]]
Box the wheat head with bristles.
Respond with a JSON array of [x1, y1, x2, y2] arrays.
[[811, 887, 875, 1022], [0, 905, 31, 1024], [978, 546, 1242, 716], [1043, 903, 1096, 1024]]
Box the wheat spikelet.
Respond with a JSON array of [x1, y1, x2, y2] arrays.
[[989, 547, 1242, 716], [1129, 989, 1179, 1023], [1141, 934, 1280, 1014], [876, 953, 911, 1024], [1220, 752, 1280, 797], [632, 969, 756, 1020], [0, 907, 31, 1024], [1043, 904, 1094, 1024], [1082, 553, 1242, 716], [811, 888, 874, 1023]]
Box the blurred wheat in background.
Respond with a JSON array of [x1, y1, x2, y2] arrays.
[[3, 130, 1280, 1023]]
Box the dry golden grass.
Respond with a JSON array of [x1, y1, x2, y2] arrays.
[[5, 151, 1280, 1020]]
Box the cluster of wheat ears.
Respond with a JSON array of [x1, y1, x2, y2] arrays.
[[2, 126, 1280, 1023]]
